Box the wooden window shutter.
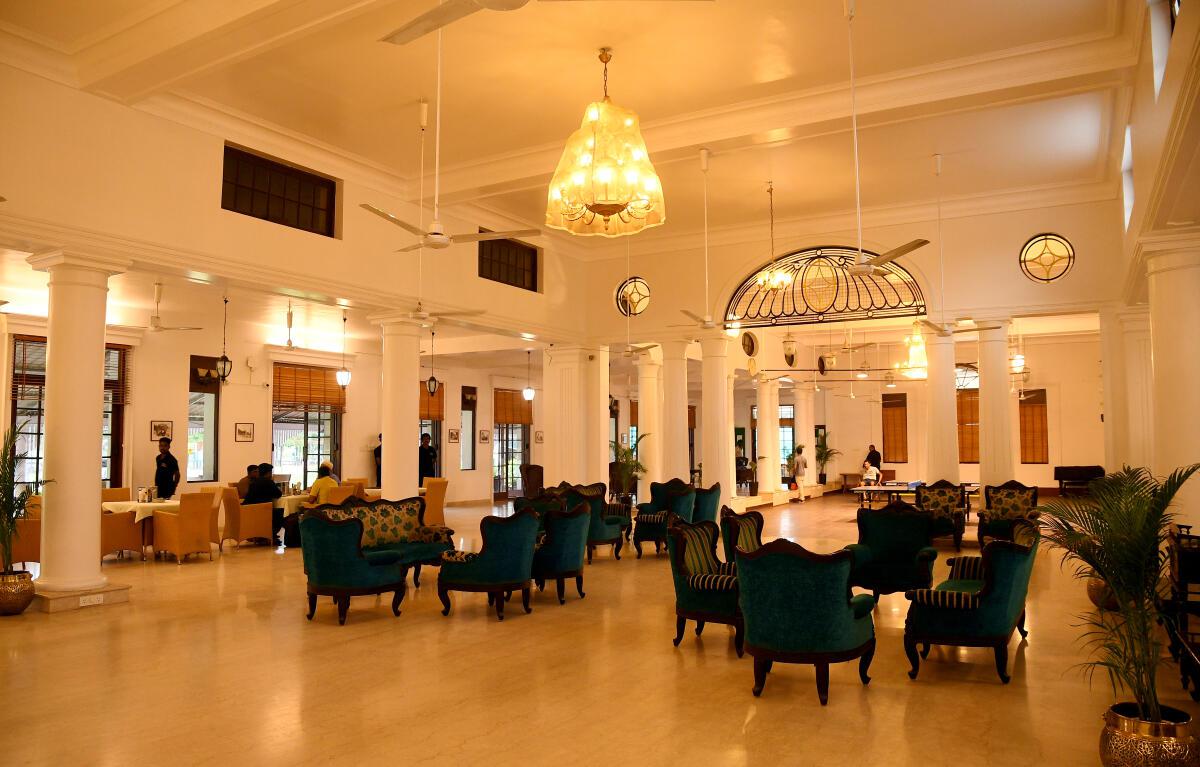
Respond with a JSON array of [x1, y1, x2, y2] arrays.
[[956, 389, 979, 464], [1019, 389, 1049, 464], [688, 405, 696, 429], [418, 382, 445, 420], [881, 393, 908, 463], [630, 401, 638, 427], [494, 389, 531, 425], [272, 363, 346, 412]]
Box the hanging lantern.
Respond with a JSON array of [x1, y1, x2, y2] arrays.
[[336, 310, 352, 388], [426, 375, 440, 396], [522, 350, 535, 401], [217, 296, 233, 383]]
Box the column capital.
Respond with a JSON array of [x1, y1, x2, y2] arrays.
[[1146, 248, 1200, 276], [659, 339, 692, 360], [977, 322, 1010, 343], [636, 347, 663, 368], [370, 315, 425, 335], [27, 249, 131, 275], [699, 333, 731, 357]]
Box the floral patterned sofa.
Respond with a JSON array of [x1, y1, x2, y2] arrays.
[[312, 496, 455, 585]]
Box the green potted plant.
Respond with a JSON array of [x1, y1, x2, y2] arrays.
[[1039, 465, 1200, 766], [610, 434, 648, 503], [1, 425, 44, 616], [814, 433, 841, 486]]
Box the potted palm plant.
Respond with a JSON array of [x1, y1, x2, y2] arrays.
[[1039, 465, 1200, 766], [814, 432, 841, 486], [610, 434, 648, 503], [1, 425, 43, 616]]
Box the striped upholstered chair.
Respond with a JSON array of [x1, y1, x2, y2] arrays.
[[979, 481, 1039, 546], [634, 478, 694, 558], [666, 517, 743, 657], [915, 480, 967, 551], [719, 507, 764, 564]]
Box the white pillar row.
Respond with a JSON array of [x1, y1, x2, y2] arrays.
[[636, 349, 663, 500], [27, 250, 130, 592], [1120, 307, 1154, 471], [925, 332, 961, 483], [726, 372, 737, 497], [1148, 247, 1200, 527], [700, 334, 733, 507], [582, 345, 610, 487], [660, 340, 691, 482], [795, 387, 816, 491], [977, 321, 1015, 488], [379, 320, 422, 500], [541, 347, 587, 485], [756, 376, 781, 494]]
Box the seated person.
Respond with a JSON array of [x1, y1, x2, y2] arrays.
[[245, 462, 284, 545], [236, 464, 258, 500], [307, 464, 339, 506], [862, 461, 881, 486], [319, 459, 340, 483]]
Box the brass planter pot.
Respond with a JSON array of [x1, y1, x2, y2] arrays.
[[0, 571, 35, 616], [1101, 704, 1200, 766], [1087, 577, 1120, 611]]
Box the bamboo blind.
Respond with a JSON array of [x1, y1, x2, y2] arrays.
[[881, 393, 909, 463], [1019, 389, 1049, 464], [272, 363, 346, 412], [630, 401, 638, 427], [956, 389, 980, 464], [688, 405, 696, 429], [493, 388, 532, 425], [419, 382, 445, 421]]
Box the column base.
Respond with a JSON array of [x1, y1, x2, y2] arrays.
[[32, 582, 130, 613]]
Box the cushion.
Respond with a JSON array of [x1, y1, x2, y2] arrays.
[[906, 587, 981, 609], [987, 488, 1037, 519], [637, 511, 668, 525], [918, 486, 960, 520], [948, 556, 985, 581], [441, 550, 479, 564], [678, 524, 720, 576], [363, 550, 403, 566], [734, 518, 760, 554], [686, 573, 737, 592]]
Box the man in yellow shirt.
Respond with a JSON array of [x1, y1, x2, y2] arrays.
[[307, 464, 339, 506]]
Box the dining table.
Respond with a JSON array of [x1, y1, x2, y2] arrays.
[[274, 494, 310, 516], [101, 499, 180, 523]]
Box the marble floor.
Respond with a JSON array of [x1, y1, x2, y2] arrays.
[[3, 493, 1195, 766]]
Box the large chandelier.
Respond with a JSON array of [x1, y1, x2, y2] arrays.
[[754, 182, 793, 290], [896, 322, 928, 379], [546, 48, 665, 237]]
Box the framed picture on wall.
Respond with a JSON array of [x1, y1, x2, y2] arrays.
[[479, 429, 491, 444], [150, 421, 173, 441], [535, 431, 544, 444], [448, 428, 460, 444], [234, 423, 254, 442]]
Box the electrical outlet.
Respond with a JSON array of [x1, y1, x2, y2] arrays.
[[79, 594, 104, 607]]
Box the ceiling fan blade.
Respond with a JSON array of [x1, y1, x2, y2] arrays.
[[396, 243, 425, 253], [919, 319, 951, 336], [868, 239, 930, 266], [431, 310, 486, 318], [380, 0, 481, 45], [679, 309, 705, 323], [158, 326, 204, 332], [360, 203, 427, 237], [630, 344, 656, 352], [450, 229, 540, 244]]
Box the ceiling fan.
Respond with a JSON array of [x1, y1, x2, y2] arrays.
[[362, 31, 539, 251], [136, 282, 203, 333], [382, 0, 714, 46], [838, 0, 928, 277], [670, 149, 721, 332]]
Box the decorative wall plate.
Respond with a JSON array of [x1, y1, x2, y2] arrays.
[[740, 331, 759, 357], [615, 276, 651, 316], [1019, 233, 1074, 283]]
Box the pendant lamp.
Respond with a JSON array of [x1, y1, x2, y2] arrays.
[[522, 350, 535, 401], [216, 296, 233, 382], [336, 310, 352, 388]]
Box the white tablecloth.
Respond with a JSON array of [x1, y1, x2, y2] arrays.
[[101, 500, 180, 523], [274, 495, 309, 515]]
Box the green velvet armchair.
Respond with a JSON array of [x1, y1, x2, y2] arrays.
[[979, 481, 1039, 546], [437, 509, 540, 620], [915, 479, 967, 551], [532, 503, 590, 604], [736, 539, 875, 704], [692, 482, 721, 524], [299, 512, 407, 626], [569, 483, 630, 563], [903, 522, 1039, 683], [666, 518, 743, 657], [846, 502, 938, 600], [634, 478, 694, 558], [719, 507, 763, 564], [512, 495, 564, 531]]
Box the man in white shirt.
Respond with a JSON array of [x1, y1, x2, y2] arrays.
[[862, 461, 881, 485]]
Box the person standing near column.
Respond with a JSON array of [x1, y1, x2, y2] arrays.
[[154, 437, 180, 500], [418, 433, 437, 488], [864, 443, 881, 470], [374, 433, 382, 488]]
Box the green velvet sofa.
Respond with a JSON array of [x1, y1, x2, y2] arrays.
[[692, 482, 722, 524], [979, 480, 1040, 546], [666, 518, 743, 657], [437, 509, 540, 621], [634, 478, 694, 558], [736, 539, 876, 704], [315, 496, 455, 586], [299, 512, 408, 626], [532, 503, 590, 604], [903, 522, 1039, 683], [568, 483, 630, 563], [846, 502, 938, 600], [719, 507, 763, 564], [915, 479, 967, 551]]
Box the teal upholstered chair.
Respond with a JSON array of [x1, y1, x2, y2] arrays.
[[903, 522, 1039, 683], [846, 502, 938, 600], [666, 518, 743, 656], [915, 480, 967, 551], [692, 482, 721, 524], [299, 512, 407, 626], [979, 481, 1039, 546], [512, 495, 563, 531], [532, 503, 590, 604], [737, 539, 876, 704], [634, 478, 694, 558], [569, 483, 629, 563], [720, 507, 763, 564], [437, 509, 540, 620]]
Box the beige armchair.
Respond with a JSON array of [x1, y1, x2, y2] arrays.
[[327, 486, 355, 505], [422, 477, 449, 526], [153, 492, 215, 563], [101, 510, 144, 561], [101, 487, 131, 503], [219, 487, 275, 549]]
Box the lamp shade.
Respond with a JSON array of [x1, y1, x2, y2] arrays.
[[216, 354, 233, 382], [426, 376, 440, 396], [336, 368, 352, 387], [546, 99, 665, 237], [522, 386, 535, 401]]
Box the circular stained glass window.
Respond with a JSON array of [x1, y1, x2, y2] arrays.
[[1019, 233, 1075, 283], [615, 276, 651, 317]]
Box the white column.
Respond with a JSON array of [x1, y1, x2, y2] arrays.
[[700, 335, 733, 507], [636, 349, 663, 500], [379, 320, 421, 499], [583, 345, 610, 486], [925, 332, 961, 483], [27, 250, 130, 592], [1149, 248, 1200, 526], [1121, 308, 1154, 471], [1099, 307, 1128, 470], [795, 387, 816, 493], [660, 340, 691, 481], [542, 347, 587, 485], [755, 376, 780, 493], [977, 322, 1015, 487]]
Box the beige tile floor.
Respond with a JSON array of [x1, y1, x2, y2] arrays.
[[2, 494, 1196, 766]]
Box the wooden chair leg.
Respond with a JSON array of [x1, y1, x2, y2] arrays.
[[1017, 610, 1029, 638], [614, 537, 622, 561], [695, 620, 705, 636], [438, 585, 452, 616], [413, 564, 422, 586], [495, 591, 505, 621], [306, 592, 317, 620], [920, 643, 931, 659], [815, 662, 830, 705], [734, 621, 745, 658], [635, 539, 643, 559], [336, 596, 350, 626], [904, 635, 921, 679], [522, 587, 532, 614], [859, 641, 875, 685], [556, 577, 566, 604], [673, 616, 686, 646], [586, 545, 593, 565], [994, 643, 1011, 684], [575, 575, 585, 599], [752, 657, 770, 697], [391, 586, 405, 616]]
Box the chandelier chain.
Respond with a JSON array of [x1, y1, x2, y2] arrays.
[[846, 7, 864, 264]]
